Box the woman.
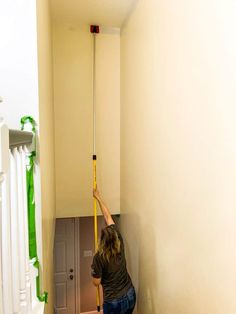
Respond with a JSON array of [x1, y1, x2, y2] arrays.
[[91, 188, 136, 314]]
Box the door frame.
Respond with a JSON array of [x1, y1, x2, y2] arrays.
[[54, 217, 80, 313], [75, 217, 80, 313]]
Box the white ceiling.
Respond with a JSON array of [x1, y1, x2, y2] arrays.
[[50, 0, 137, 27]]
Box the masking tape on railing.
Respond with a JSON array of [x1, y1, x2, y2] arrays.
[[21, 116, 48, 303]]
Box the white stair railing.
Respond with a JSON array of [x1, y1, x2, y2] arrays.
[[0, 115, 44, 314]]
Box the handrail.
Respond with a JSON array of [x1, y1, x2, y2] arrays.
[[9, 130, 33, 149]]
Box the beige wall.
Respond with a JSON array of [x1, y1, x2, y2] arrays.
[[96, 31, 121, 218], [36, 0, 56, 313], [121, 0, 236, 313], [52, 23, 120, 218]]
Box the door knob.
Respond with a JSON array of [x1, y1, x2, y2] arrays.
[[70, 268, 73, 273], [69, 275, 74, 280]]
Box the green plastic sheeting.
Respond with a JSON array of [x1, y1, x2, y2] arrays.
[[21, 116, 48, 304]]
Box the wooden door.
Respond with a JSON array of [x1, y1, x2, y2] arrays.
[[54, 218, 76, 314]]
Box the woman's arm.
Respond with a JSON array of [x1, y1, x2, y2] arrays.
[[93, 188, 115, 226]]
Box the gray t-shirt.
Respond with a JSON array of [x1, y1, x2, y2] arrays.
[[91, 224, 132, 301]]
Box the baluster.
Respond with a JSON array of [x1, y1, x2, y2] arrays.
[[0, 197, 2, 314], [0, 118, 12, 314], [20, 146, 32, 313], [15, 148, 27, 313], [2, 164, 13, 314], [0, 207, 2, 314], [0, 105, 3, 313], [10, 150, 20, 314], [0, 171, 3, 314]]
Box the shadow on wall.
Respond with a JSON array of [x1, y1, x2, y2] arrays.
[[121, 214, 158, 314], [137, 223, 158, 314]]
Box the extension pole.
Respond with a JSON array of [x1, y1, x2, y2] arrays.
[[91, 24, 101, 313]]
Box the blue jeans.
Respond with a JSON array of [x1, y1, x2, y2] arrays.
[[103, 286, 136, 314]]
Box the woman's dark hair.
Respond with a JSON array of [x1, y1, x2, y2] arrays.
[[98, 226, 121, 262]]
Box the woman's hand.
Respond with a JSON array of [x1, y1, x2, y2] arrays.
[[93, 187, 115, 226], [93, 187, 101, 202]]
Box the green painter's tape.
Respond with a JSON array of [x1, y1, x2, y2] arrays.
[[27, 152, 37, 259], [21, 116, 37, 132], [34, 260, 48, 303], [22, 116, 48, 303]]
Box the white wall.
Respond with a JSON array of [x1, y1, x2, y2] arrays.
[[0, 1, 43, 268], [0, 0, 43, 295], [0, 1, 56, 312], [53, 23, 120, 218], [121, 0, 236, 313], [0, 0, 39, 128]]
